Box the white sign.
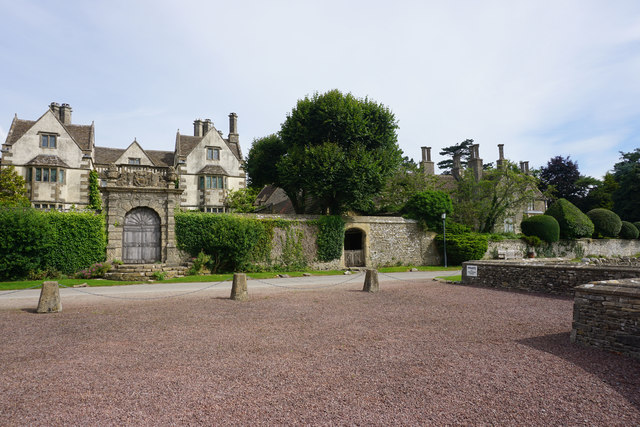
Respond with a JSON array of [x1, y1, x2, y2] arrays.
[[466, 265, 478, 277]]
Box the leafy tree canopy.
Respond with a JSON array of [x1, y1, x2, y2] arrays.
[[226, 187, 259, 213], [257, 90, 402, 214], [612, 148, 640, 222], [0, 165, 30, 207], [437, 139, 474, 174], [537, 156, 583, 203], [245, 134, 287, 189]]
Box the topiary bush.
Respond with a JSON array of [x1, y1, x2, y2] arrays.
[[520, 215, 560, 243], [619, 221, 639, 239], [545, 198, 594, 239], [0, 207, 53, 280], [435, 232, 488, 265], [403, 190, 453, 229], [634, 222, 640, 239], [587, 208, 622, 238]]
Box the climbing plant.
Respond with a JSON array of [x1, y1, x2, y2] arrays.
[[313, 215, 345, 262], [88, 170, 102, 211]]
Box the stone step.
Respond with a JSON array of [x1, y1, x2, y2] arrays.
[[105, 263, 191, 281]]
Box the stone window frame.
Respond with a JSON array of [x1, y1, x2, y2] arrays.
[[199, 175, 225, 190], [204, 206, 225, 213], [30, 167, 65, 184], [38, 132, 58, 149], [206, 147, 221, 161], [503, 217, 514, 233], [128, 158, 141, 165]]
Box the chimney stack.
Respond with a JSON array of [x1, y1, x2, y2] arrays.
[[469, 144, 483, 181], [49, 102, 60, 117], [452, 153, 462, 181], [59, 103, 72, 125], [497, 144, 505, 169], [519, 161, 530, 175], [202, 119, 212, 135], [193, 119, 203, 137], [420, 146, 435, 175], [228, 112, 239, 143]]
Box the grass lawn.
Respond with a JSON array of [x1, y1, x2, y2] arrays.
[[0, 265, 461, 291], [435, 274, 462, 282]]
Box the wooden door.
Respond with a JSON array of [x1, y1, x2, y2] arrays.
[[344, 229, 365, 267], [123, 208, 161, 264]]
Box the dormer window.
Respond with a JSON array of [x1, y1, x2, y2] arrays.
[[206, 147, 220, 160], [41, 134, 57, 148], [128, 158, 141, 165]]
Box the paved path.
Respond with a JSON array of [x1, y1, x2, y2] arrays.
[[0, 270, 459, 310]]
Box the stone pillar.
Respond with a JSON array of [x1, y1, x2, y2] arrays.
[[231, 273, 248, 301], [363, 269, 379, 293], [420, 146, 435, 175], [37, 281, 62, 313]]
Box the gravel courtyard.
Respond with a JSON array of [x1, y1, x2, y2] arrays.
[[1, 277, 638, 425]]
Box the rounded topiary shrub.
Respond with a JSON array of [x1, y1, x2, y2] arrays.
[[619, 221, 639, 239], [435, 232, 488, 265], [520, 215, 560, 243], [587, 208, 622, 238], [545, 198, 594, 239], [634, 222, 640, 239], [404, 190, 453, 229]]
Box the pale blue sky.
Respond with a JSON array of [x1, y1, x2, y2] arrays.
[[1, 0, 639, 179]]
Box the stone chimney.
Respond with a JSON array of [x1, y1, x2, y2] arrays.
[[49, 102, 60, 117], [202, 119, 212, 135], [420, 146, 435, 175], [452, 153, 462, 180], [228, 112, 239, 143], [496, 144, 505, 169], [469, 144, 483, 181], [519, 161, 530, 175], [193, 119, 203, 137], [59, 103, 72, 125]]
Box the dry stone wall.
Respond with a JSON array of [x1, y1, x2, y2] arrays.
[[485, 239, 640, 260], [572, 279, 640, 360], [461, 260, 640, 296]]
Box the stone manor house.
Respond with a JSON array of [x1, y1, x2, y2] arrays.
[[1, 102, 246, 264]]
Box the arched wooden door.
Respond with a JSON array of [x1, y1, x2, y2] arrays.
[[344, 228, 365, 267], [123, 207, 161, 264]]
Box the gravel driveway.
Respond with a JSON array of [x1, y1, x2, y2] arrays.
[[1, 276, 638, 425]]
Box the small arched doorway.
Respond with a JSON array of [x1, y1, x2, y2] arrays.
[[344, 228, 365, 267], [123, 207, 161, 264]]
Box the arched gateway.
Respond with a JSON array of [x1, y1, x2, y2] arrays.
[[344, 228, 366, 267], [123, 207, 161, 264]]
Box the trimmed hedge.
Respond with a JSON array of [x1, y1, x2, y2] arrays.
[[520, 215, 560, 243], [404, 190, 453, 229], [435, 232, 488, 265], [619, 221, 639, 239], [44, 210, 107, 274], [175, 212, 268, 272], [314, 215, 345, 262], [545, 198, 594, 239], [587, 208, 622, 238], [634, 222, 640, 239]]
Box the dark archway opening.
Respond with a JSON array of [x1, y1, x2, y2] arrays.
[[344, 228, 365, 267]]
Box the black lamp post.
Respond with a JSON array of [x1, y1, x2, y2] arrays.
[[442, 212, 447, 268]]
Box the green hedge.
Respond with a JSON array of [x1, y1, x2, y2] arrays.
[[545, 198, 594, 239], [619, 221, 639, 239], [587, 208, 622, 238], [403, 190, 453, 229], [313, 215, 345, 262], [520, 215, 560, 243], [435, 232, 488, 265], [634, 222, 640, 239], [175, 212, 268, 272]]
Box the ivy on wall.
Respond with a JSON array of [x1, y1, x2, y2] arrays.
[[312, 215, 346, 262], [88, 170, 102, 211]]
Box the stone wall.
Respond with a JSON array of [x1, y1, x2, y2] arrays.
[[485, 239, 640, 260], [461, 260, 640, 296], [571, 279, 640, 360]]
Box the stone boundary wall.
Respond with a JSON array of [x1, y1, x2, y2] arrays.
[[572, 279, 640, 360], [485, 239, 640, 260], [461, 260, 640, 296]]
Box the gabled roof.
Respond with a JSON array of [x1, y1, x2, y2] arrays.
[[94, 146, 125, 165], [4, 112, 93, 151], [226, 140, 242, 161], [175, 129, 243, 162], [146, 150, 174, 167], [197, 165, 229, 175], [26, 154, 70, 168]]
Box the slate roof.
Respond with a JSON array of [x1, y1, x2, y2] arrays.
[[175, 132, 243, 162], [25, 154, 70, 168], [4, 118, 35, 145], [197, 165, 230, 175], [94, 147, 125, 165], [4, 117, 93, 151], [146, 150, 174, 167]]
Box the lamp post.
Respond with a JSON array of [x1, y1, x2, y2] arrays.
[[442, 212, 447, 268]]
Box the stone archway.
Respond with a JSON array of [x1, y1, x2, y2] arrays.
[[123, 207, 161, 264], [344, 228, 366, 267]]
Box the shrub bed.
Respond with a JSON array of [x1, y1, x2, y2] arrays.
[[587, 208, 622, 238], [619, 221, 639, 239], [520, 215, 560, 243], [435, 233, 488, 265]]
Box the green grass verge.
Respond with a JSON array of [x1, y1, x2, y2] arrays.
[[0, 266, 461, 291], [435, 274, 462, 282]]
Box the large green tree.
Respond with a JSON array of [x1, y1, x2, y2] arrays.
[[252, 90, 402, 214], [0, 165, 30, 207], [537, 156, 582, 203], [612, 148, 640, 222], [437, 139, 474, 174], [245, 134, 287, 189], [452, 162, 538, 233]]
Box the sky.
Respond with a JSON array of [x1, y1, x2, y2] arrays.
[[1, 0, 639, 179]]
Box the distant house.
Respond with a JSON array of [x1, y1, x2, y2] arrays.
[[1, 102, 246, 264]]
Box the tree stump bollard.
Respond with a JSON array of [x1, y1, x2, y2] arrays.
[[36, 281, 62, 313], [363, 269, 379, 293], [230, 273, 248, 301]]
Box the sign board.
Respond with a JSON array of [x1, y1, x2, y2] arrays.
[[466, 265, 478, 277]]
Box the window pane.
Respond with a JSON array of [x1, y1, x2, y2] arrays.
[[207, 148, 213, 160], [218, 177, 223, 189], [59, 169, 64, 183], [41, 135, 48, 148], [51, 169, 57, 182], [214, 149, 220, 160], [27, 168, 32, 182], [43, 168, 49, 182], [50, 135, 56, 148], [36, 168, 41, 181]]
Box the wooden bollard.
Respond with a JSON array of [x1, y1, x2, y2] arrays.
[[37, 281, 62, 313], [363, 269, 379, 293], [230, 273, 248, 301]]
